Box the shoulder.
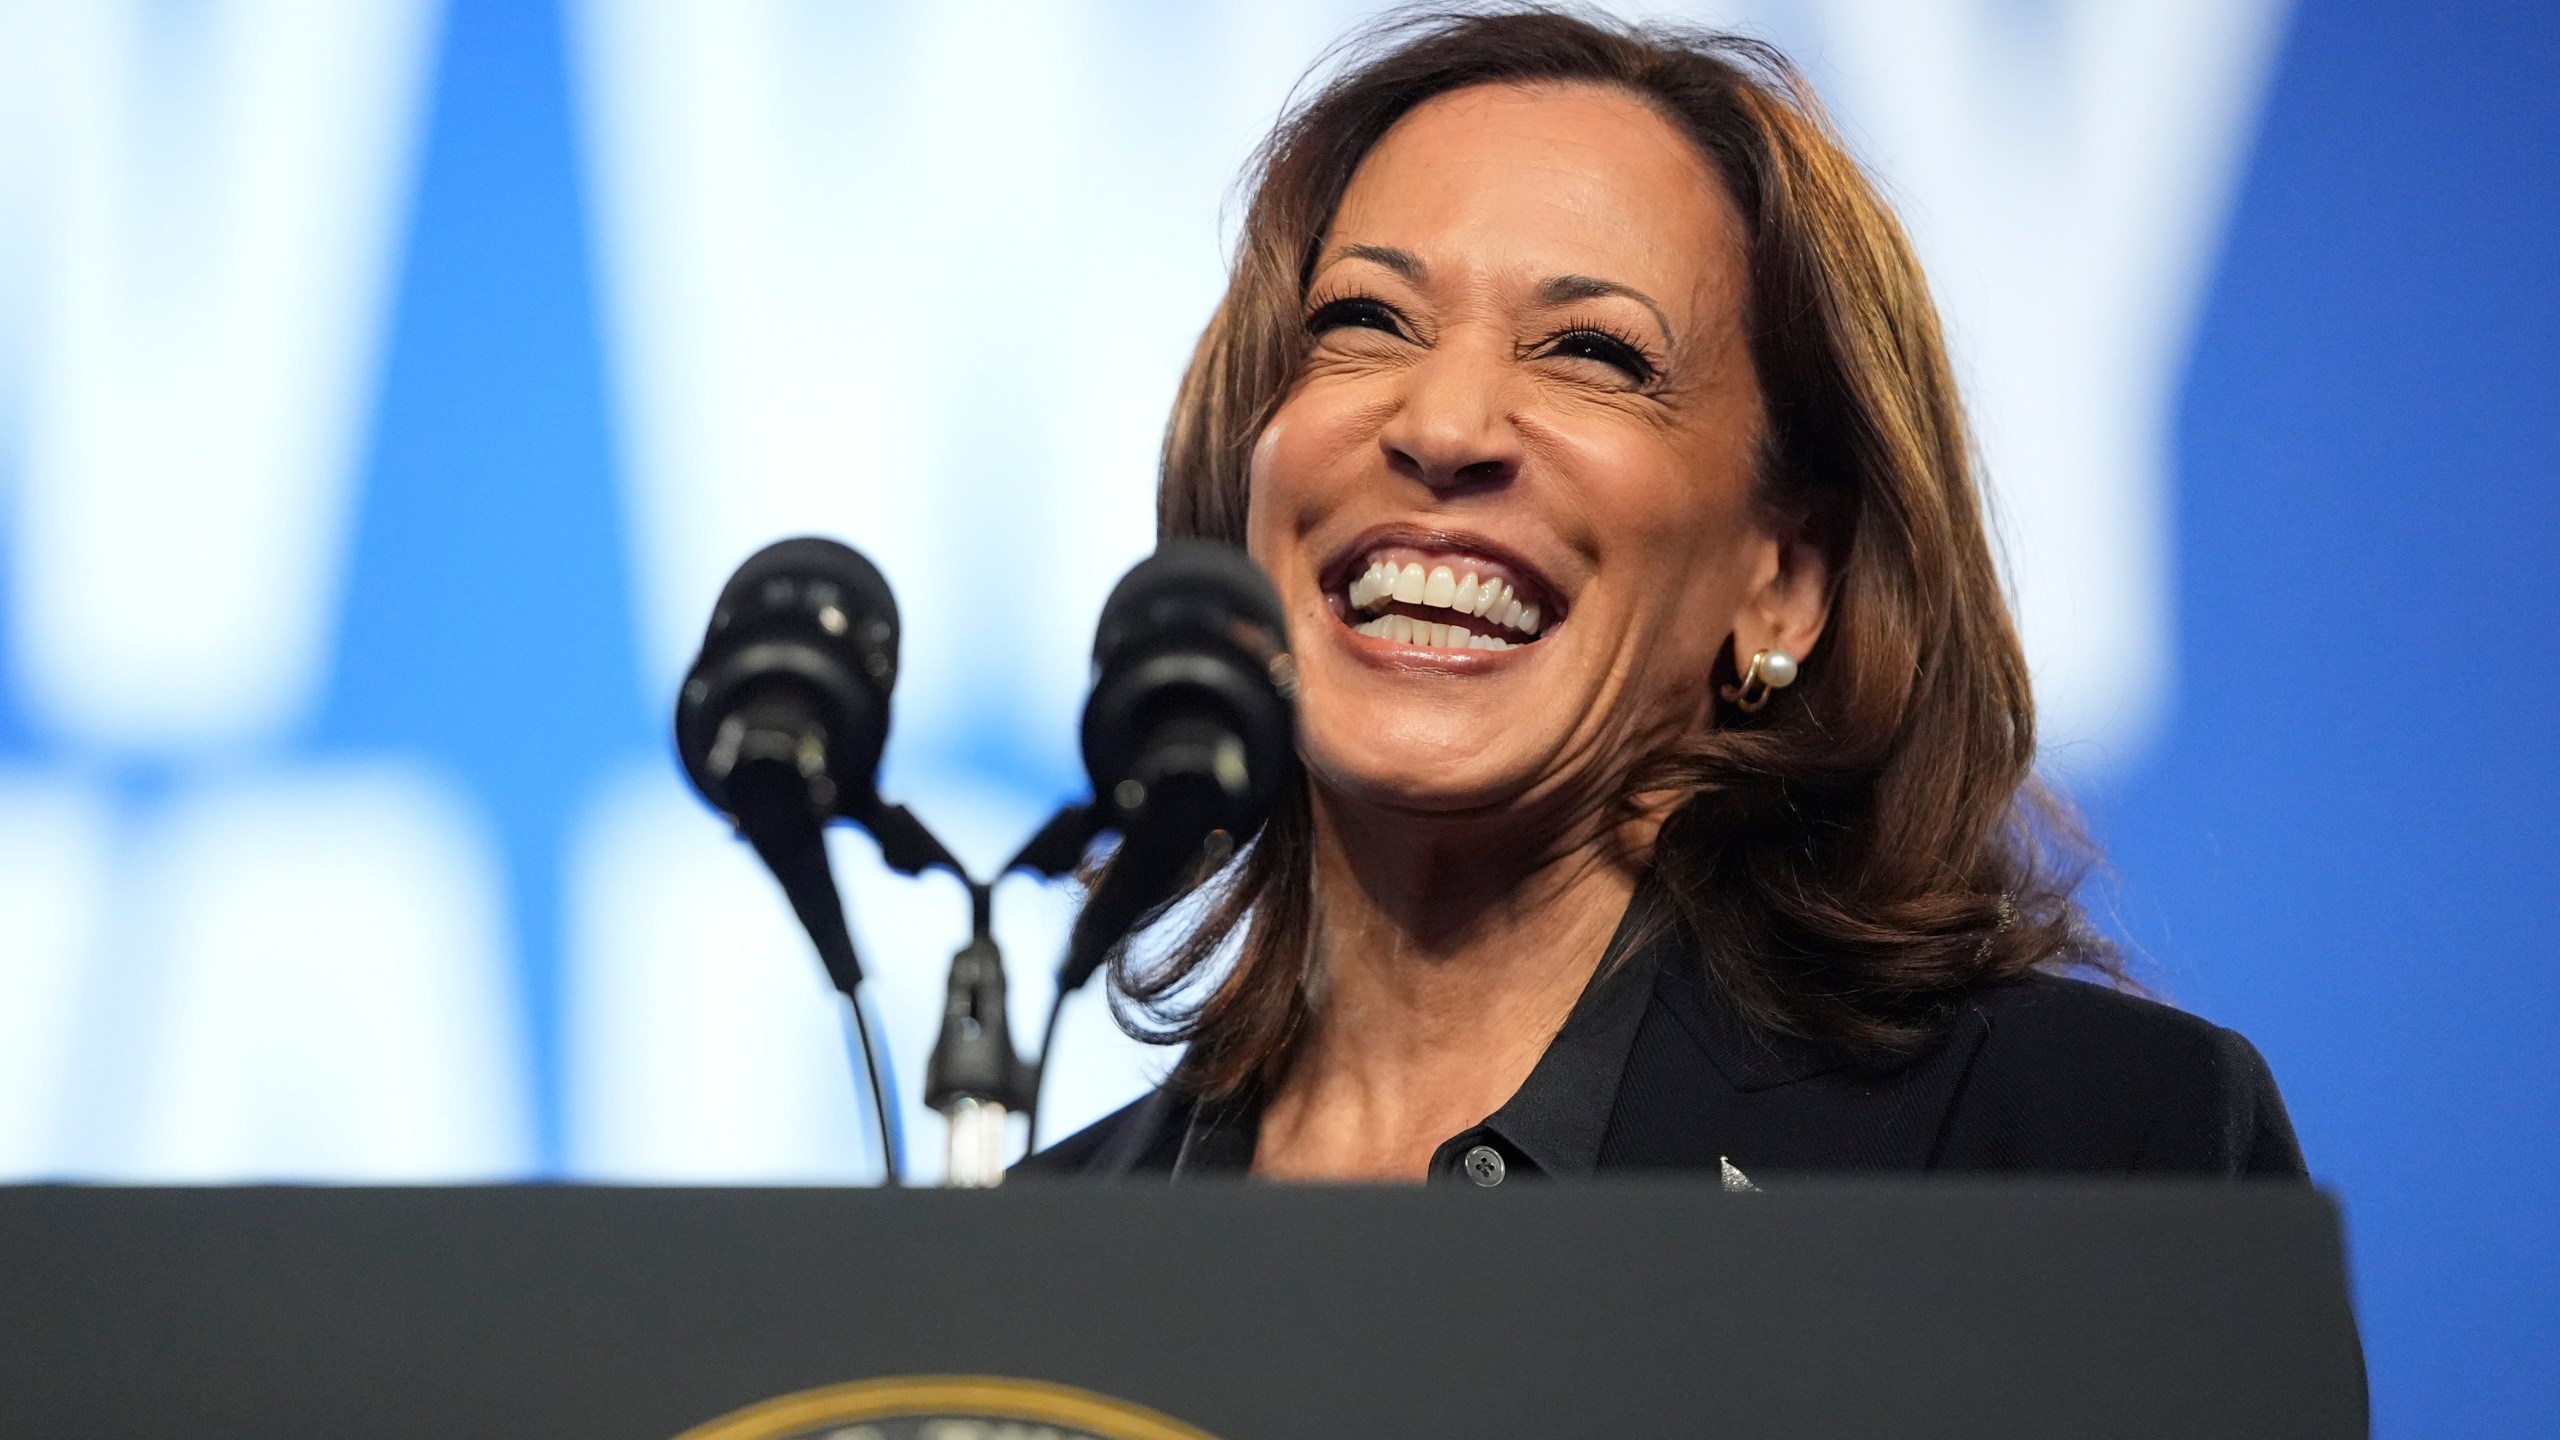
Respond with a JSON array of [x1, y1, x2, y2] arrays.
[[1969, 971, 2227, 1062], [1012, 1087, 1186, 1178], [1943, 973, 2307, 1176]]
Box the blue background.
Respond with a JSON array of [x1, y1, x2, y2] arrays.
[[2098, 0, 2558, 1425]]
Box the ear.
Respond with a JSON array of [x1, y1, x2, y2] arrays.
[[1730, 523, 1832, 676]]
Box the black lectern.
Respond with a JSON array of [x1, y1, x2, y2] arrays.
[[0, 1183, 2363, 1438]]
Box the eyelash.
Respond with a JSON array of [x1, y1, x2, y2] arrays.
[[1305, 294, 1407, 339], [1303, 293, 1662, 387], [1539, 323, 1660, 387]]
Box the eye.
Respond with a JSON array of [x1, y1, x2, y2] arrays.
[[1306, 295, 1409, 340], [1540, 325, 1659, 387]]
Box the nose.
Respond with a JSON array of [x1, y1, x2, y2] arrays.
[[1376, 338, 1522, 492]]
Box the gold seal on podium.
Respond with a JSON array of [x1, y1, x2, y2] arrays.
[[676, 1375, 1224, 1440]]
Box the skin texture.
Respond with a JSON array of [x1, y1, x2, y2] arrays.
[[1244, 81, 1832, 1181]]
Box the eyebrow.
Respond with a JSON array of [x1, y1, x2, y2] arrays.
[[1327, 243, 1426, 281]]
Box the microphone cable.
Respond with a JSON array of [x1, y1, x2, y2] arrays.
[[842, 986, 905, 1180], [847, 988, 899, 1185], [1025, 981, 1071, 1157]]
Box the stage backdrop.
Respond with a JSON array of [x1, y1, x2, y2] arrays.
[[0, 1, 2548, 1434]]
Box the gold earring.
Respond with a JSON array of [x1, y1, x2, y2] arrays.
[[1721, 647, 1799, 713]]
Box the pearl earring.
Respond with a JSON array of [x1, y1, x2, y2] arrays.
[[1722, 647, 1799, 713]]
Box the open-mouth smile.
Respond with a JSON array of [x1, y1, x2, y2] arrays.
[[1323, 532, 1561, 656]]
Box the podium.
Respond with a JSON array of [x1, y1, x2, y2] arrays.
[[0, 1182, 2363, 1438]]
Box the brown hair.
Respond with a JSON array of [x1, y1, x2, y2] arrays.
[[1120, 4, 2117, 1097]]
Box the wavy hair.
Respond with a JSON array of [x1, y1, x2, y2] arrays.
[[1117, 4, 2117, 1098]]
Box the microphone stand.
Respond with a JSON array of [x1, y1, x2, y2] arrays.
[[835, 792, 1056, 1188], [921, 803, 1103, 1186], [921, 876, 1036, 1187], [747, 780, 1188, 1188], [735, 770, 1058, 1190]]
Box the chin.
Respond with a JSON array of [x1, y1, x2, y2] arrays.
[[1300, 712, 1545, 818]]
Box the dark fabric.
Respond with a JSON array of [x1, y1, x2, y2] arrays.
[[1019, 899, 2309, 1183]]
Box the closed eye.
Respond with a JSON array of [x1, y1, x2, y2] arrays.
[[1536, 325, 1660, 387], [1306, 295, 1411, 341]]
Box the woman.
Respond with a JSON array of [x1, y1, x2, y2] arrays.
[[1027, 8, 2302, 1183]]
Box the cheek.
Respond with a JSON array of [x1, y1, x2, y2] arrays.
[[1536, 417, 1766, 710], [1245, 391, 1365, 549], [1242, 421, 1289, 565], [1545, 419, 1758, 590], [1243, 407, 1352, 626]]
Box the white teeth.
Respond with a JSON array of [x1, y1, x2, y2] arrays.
[[1360, 561, 1391, 609], [1343, 553, 1544, 642], [1348, 607, 1516, 652]]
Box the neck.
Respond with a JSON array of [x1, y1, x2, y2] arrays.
[[1252, 785, 1647, 1180]]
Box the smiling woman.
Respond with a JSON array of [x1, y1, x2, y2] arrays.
[[1025, 7, 2306, 1184]]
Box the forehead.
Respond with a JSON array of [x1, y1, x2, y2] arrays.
[[1327, 81, 1741, 305]]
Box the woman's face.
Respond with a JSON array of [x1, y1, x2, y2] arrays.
[[1247, 81, 1823, 826]]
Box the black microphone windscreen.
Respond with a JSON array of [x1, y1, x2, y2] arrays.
[[708, 536, 899, 678], [1091, 538, 1287, 671], [675, 536, 901, 817]]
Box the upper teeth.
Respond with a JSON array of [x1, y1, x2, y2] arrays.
[[1346, 558, 1542, 647]]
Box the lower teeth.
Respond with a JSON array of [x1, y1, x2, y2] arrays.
[[1354, 615, 1519, 651]]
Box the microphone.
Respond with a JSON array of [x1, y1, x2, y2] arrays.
[[1007, 540, 1295, 1155], [999, 540, 1297, 1158], [675, 538, 897, 982], [1062, 539, 1297, 992], [674, 536, 936, 1183], [675, 537, 898, 810]]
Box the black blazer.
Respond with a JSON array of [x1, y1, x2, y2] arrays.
[[1022, 910, 2307, 1182]]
